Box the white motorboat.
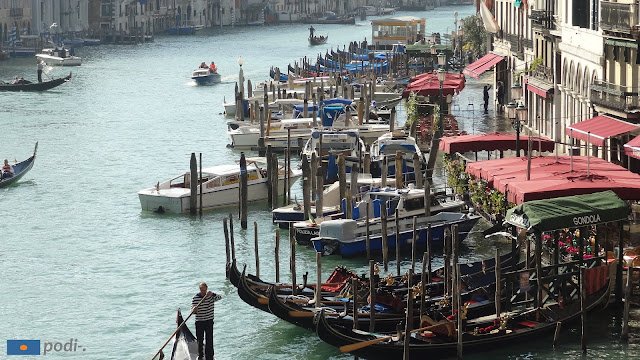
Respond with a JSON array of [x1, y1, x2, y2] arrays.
[[228, 118, 315, 148], [293, 184, 467, 245], [138, 157, 302, 213], [369, 131, 425, 178], [192, 67, 221, 85], [36, 47, 82, 66]]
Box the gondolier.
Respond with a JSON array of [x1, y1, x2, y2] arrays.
[[37, 60, 43, 83], [191, 282, 221, 360]]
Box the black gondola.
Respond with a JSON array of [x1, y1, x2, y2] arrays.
[[169, 309, 198, 360], [314, 272, 611, 359], [309, 35, 328, 46], [0, 72, 71, 91], [1, 142, 38, 188]]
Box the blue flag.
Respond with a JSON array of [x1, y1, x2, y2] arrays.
[[7, 340, 40, 355]]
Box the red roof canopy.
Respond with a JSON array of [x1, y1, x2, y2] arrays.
[[465, 155, 640, 204], [565, 116, 639, 146], [402, 72, 466, 98], [438, 132, 555, 154], [463, 53, 504, 79], [624, 136, 640, 160]]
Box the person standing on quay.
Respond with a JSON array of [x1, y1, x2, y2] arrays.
[[191, 282, 222, 360], [483, 84, 492, 113]]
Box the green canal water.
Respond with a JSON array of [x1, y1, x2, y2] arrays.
[[1, 6, 637, 359]]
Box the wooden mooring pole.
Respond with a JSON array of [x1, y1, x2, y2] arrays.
[[224, 217, 230, 279], [275, 229, 280, 283], [369, 259, 377, 332], [395, 208, 401, 276], [229, 214, 236, 263], [290, 224, 297, 296], [190, 153, 197, 215], [314, 251, 322, 306], [381, 201, 389, 272], [254, 221, 260, 278], [239, 152, 248, 229], [302, 156, 311, 221], [395, 151, 403, 189], [199, 153, 203, 215], [621, 266, 633, 341], [495, 249, 501, 318], [366, 200, 371, 261]]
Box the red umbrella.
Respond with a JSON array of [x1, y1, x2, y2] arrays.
[[402, 72, 466, 98]]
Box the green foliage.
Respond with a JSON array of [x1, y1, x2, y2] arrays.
[[513, 57, 544, 83], [461, 15, 487, 56], [442, 155, 468, 195], [405, 92, 419, 127]]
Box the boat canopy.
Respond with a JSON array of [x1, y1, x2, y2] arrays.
[[505, 190, 629, 233]]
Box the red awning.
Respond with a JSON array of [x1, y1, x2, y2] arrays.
[[465, 155, 640, 204], [438, 132, 555, 154], [463, 53, 504, 79], [565, 116, 639, 146], [527, 80, 553, 99], [402, 72, 466, 98], [624, 136, 640, 160]]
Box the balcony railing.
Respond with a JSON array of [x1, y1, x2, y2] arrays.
[[10, 8, 23, 17], [600, 2, 638, 34], [530, 9, 555, 31], [590, 79, 640, 112], [531, 65, 554, 84], [506, 33, 524, 59]]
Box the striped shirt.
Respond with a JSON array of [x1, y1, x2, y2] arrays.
[[191, 292, 221, 322]]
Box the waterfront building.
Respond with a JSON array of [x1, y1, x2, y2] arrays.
[[483, 0, 640, 171], [0, 0, 34, 42]]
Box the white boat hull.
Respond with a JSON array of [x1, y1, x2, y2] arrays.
[[138, 174, 300, 213], [36, 54, 82, 66]]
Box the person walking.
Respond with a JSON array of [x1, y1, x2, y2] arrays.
[[37, 61, 43, 83], [483, 84, 492, 113], [191, 282, 222, 360]]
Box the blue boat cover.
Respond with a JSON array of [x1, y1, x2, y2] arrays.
[[322, 106, 345, 126]]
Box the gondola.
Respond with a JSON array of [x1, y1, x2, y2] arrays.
[[309, 35, 328, 46], [168, 309, 199, 360], [266, 253, 524, 332], [0, 73, 71, 91], [0, 142, 38, 188], [314, 269, 612, 359]]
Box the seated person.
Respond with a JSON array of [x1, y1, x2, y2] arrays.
[[2, 158, 14, 179], [210, 61, 217, 72]]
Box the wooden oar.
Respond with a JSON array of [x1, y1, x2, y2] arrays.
[[339, 322, 449, 353], [151, 295, 210, 360]]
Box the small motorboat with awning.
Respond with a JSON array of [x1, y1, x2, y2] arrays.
[[138, 157, 301, 213]]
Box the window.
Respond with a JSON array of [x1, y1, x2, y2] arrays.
[[100, 3, 110, 17]]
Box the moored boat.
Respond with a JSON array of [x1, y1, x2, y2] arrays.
[[369, 131, 425, 179], [0, 73, 71, 91], [293, 186, 466, 245], [36, 47, 82, 66], [311, 211, 481, 257], [314, 270, 611, 359], [0, 142, 38, 188], [137, 157, 301, 213]]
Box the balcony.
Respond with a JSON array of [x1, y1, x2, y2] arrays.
[[600, 2, 638, 35], [530, 9, 555, 32], [10, 8, 23, 17], [531, 65, 554, 84], [590, 80, 640, 112], [506, 33, 524, 60]]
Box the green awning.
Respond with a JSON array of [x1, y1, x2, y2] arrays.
[[505, 190, 629, 233], [604, 39, 638, 49]]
